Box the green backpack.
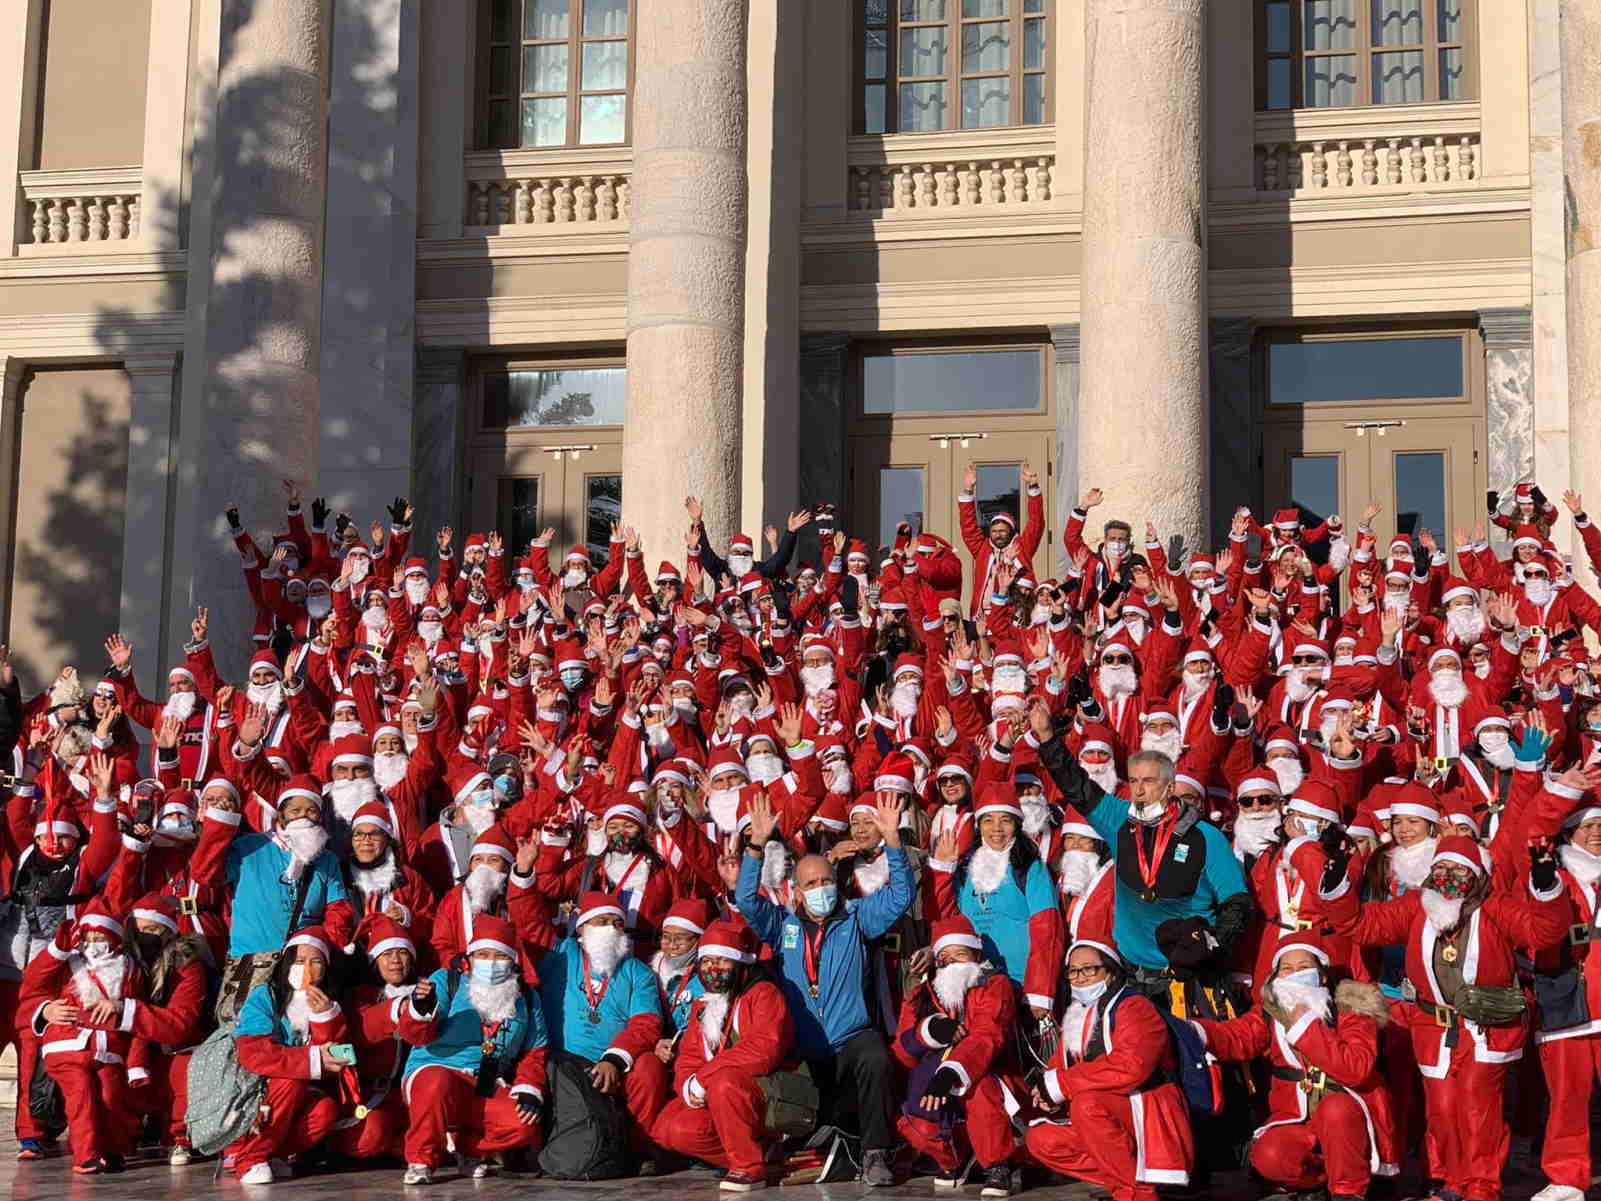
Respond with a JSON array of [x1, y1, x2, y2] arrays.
[[185, 1021, 266, 1156]]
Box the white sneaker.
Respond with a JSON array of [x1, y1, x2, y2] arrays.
[[1531, 1186, 1585, 1201], [168, 1145, 192, 1167], [402, 1164, 432, 1186], [459, 1157, 489, 1179], [269, 1158, 292, 1180], [239, 1163, 275, 1186]]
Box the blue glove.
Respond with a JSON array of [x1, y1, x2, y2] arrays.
[[1514, 727, 1552, 764]]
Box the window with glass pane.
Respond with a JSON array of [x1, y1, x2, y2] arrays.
[[498, 478, 542, 554], [584, 474, 622, 566], [1393, 452, 1445, 539], [1256, 0, 1471, 110], [879, 467, 926, 551], [975, 464, 1021, 531], [483, 0, 631, 149], [1267, 336, 1464, 404], [858, 0, 1049, 133], [863, 349, 1041, 414], [483, 366, 628, 428]]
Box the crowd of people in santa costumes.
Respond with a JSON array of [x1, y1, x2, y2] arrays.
[[0, 467, 1597, 1201]]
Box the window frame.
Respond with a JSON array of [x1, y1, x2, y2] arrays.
[[855, 0, 1054, 136], [1254, 321, 1482, 422], [850, 336, 1054, 432], [469, 349, 630, 442], [1254, 0, 1476, 113], [478, 0, 636, 151]]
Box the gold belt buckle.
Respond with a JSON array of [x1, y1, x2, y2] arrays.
[[1302, 1068, 1327, 1093], [1295, 918, 1316, 931], [883, 931, 903, 954], [1434, 1005, 1452, 1028], [1528, 625, 1546, 637], [1571, 923, 1593, 947], [178, 896, 199, 916], [181, 778, 195, 791]]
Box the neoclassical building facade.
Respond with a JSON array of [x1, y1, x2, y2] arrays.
[[0, 0, 1596, 682]]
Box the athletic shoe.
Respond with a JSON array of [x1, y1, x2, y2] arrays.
[[720, 1172, 767, 1192], [402, 1164, 432, 1186], [239, 1163, 275, 1185]]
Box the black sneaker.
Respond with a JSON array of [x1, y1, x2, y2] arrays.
[[981, 1165, 1014, 1197]]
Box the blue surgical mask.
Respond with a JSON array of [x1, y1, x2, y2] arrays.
[[1280, 967, 1322, 989], [801, 883, 838, 919], [560, 669, 585, 691], [471, 959, 515, 986], [1070, 978, 1109, 1006], [470, 787, 496, 808]]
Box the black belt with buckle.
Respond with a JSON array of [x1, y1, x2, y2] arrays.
[[1270, 1065, 1347, 1095]]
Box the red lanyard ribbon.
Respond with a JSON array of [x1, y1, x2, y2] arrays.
[[802, 922, 826, 999], [581, 952, 612, 1013], [1133, 815, 1179, 901]]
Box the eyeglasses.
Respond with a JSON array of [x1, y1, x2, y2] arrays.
[[1236, 794, 1279, 810], [1101, 654, 1133, 666], [1065, 965, 1107, 981]]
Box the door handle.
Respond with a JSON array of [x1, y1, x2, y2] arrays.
[[1341, 420, 1405, 438], [928, 432, 989, 448], [542, 444, 597, 459]]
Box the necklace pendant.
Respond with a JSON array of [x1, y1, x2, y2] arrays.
[[1141, 887, 1156, 903], [586, 1009, 602, 1024], [480, 1039, 496, 1055], [1441, 945, 1459, 964]]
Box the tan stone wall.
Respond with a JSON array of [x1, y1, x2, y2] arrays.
[[34, 0, 153, 170], [7, 366, 130, 688]]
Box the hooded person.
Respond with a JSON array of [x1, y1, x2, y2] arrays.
[[891, 916, 1022, 1197], [400, 914, 548, 1184], [1323, 832, 1572, 1201], [649, 918, 795, 1192], [1190, 933, 1400, 1201]]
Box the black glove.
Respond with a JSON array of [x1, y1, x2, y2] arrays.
[[411, 985, 437, 1016], [1319, 823, 1351, 890], [311, 497, 329, 527], [1211, 682, 1236, 728], [1065, 667, 1091, 710], [516, 1093, 540, 1119], [388, 496, 410, 525], [924, 1014, 960, 1047], [923, 1066, 959, 1100], [334, 512, 351, 538], [1155, 916, 1218, 976], [1530, 840, 1559, 893], [1531, 486, 1549, 511], [1098, 580, 1126, 610], [1487, 490, 1499, 515], [224, 504, 241, 532]]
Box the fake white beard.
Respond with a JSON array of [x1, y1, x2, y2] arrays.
[[361, 606, 387, 632], [404, 577, 430, 606], [418, 620, 444, 643], [1099, 664, 1138, 699], [383, 981, 414, 1000], [71, 954, 126, 1007], [1140, 728, 1183, 762], [307, 594, 331, 620], [933, 960, 985, 1014], [248, 680, 285, 715], [854, 850, 890, 895], [728, 693, 756, 720], [1286, 669, 1321, 703], [1421, 888, 1465, 933], [57, 724, 92, 760], [1021, 796, 1052, 838], [1232, 812, 1283, 861], [579, 925, 631, 977], [373, 751, 409, 792], [1473, 659, 1492, 680], [1061, 1001, 1093, 1054], [604, 848, 647, 886], [747, 753, 784, 786], [459, 799, 497, 836], [1083, 760, 1120, 795], [163, 691, 197, 722], [968, 842, 1014, 895], [1382, 590, 1411, 617], [464, 864, 507, 914], [699, 990, 731, 1046], [1121, 618, 1147, 645], [284, 990, 313, 1039], [329, 718, 363, 740], [706, 788, 742, 835], [1525, 578, 1554, 607], [586, 825, 609, 857], [1389, 836, 1439, 890], [346, 556, 371, 583], [761, 840, 791, 891], [277, 821, 329, 878], [328, 775, 378, 822], [352, 854, 400, 898], [800, 665, 835, 696], [1318, 712, 1341, 748], [1269, 758, 1305, 795], [561, 567, 588, 590], [1478, 739, 1516, 770], [728, 553, 754, 578], [469, 974, 521, 1026], [1181, 672, 1212, 701], [1446, 606, 1486, 643], [1059, 848, 1100, 897], [993, 666, 1028, 695], [1429, 670, 1470, 709], [827, 765, 854, 795], [1268, 977, 1331, 1024], [891, 682, 922, 720], [653, 948, 696, 987], [1559, 842, 1601, 886]]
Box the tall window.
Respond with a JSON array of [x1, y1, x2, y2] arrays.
[[858, 1, 1051, 135], [1257, 0, 1473, 111], [482, 0, 633, 149]]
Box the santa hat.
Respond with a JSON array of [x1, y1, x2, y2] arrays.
[[350, 800, 395, 839], [1067, 938, 1124, 970], [1272, 508, 1301, 531], [974, 780, 1024, 822], [554, 639, 587, 673], [873, 750, 918, 794], [931, 915, 983, 957], [1426, 646, 1462, 672], [402, 557, 428, 578], [1078, 724, 1118, 759], [1286, 781, 1341, 825], [698, 917, 756, 964], [728, 533, 755, 555], [564, 545, 592, 565], [1562, 803, 1601, 831], [934, 751, 975, 785], [277, 773, 324, 814], [1289, 636, 1329, 662], [1432, 833, 1490, 876], [33, 792, 79, 843], [466, 914, 520, 960], [845, 540, 870, 562], [706, 746, 749, 782], [601, 801, 647, 829], [329, 733, 374, 769], [1440, 577, 1477, 606], [575, 891, 624, 927], [654, 561, 681, 584], [130, 892, 180, 935], [285, 924, 332, 960], [892, 653, 924, 681], [652, 759, 693, 790], [1182, 639, 1215, 666], [468, 824, 516, 866], [1511, 523, 1544, 551], [1235, 769, 1282, 800], [248, 648, 282, 678], [1270, 930, 1330, 969], [987, 509, 1018, 532], [1059, 804, 1101, 842], [448, 764, 494, 807], [661, 899, 710, 937], [72, 899, 124, 949], [1513, 481, 1537, 503], [738, 571, 764, 596], [810, 793, 849, 831], [1263, 725, 1301, 756]]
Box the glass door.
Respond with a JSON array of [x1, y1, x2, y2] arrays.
[[1261, 423, 1368, 566], [1365, 417, 1483, 551]]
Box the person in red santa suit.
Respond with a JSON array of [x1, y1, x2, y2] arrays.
[[650, 918, 793, 1191], [18, 902, 140, 1174], [1191, 933, 1399, 1201], [1245, 781, 1357, 985], [1323, 832, 1572, 1201], [1056, 808, 1115, 947], [429, 824, 547, 974], [958, 461, 1045, 617], [103, 633, 215, 783], [892, 916, 1020, 1197], [343, 801, 438, 957], [1384, 642, 1516, 777], [1022, 940, 1194, 1201]]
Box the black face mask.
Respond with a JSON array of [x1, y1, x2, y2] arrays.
[[699, 964, 735, 993], [134, 932, 167, 959]]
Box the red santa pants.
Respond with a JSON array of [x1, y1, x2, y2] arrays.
[[1247, 1092, 1373, 1197], [46, 1055, 127, 1164], [897, 1076, 1016, 1173], [402, 1067, 543, 1168], [332, 1089, 410, 1160], [1382, 998, 1427, 1162], [125, 1051, 192, 1147], [652, 1073, 771, 1177], [1537, 1033, 1601, 1191], [230, 1077, 339, 1172], [1418, 1041, 1510, 1201], [1023, 1091, 1159, 1201], [622, 1052, 669, 1145]]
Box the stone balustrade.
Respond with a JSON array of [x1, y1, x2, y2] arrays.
[[1253, 102, 1481, 194], [19, 167, 142, 246], [464, 148, 632, 232], [846, 128, 1057, 214]]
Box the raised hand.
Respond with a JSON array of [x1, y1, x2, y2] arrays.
[[191, 606, 208, 644], [684, 496, 704, 524], [1360, 501, 1381, 526], [436, 526, 453, 553], [873, 792, 906, 848], [237, 701, 269, 747], [933, 829, 959, 864], [87, 750, 114, 798], [104, 634, 133, 671], [1081, 488, 1103, 510], [155, 714, 182, 750], [1564, 489, 1584, 516], [746, 792, 778, 846], [787, 510, 813, 533], [775, 702, 804, 747], [1020, 461, 1039, 489]]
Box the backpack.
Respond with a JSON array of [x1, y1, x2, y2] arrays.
[[1159, 1008, 1225, 1116], [185, 1021, 267, 1156], [537, 1052, 636, 1180]]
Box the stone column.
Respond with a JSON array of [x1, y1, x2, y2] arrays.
[[0, 0, 45, 257], [1208, 318, 1254, 545], [1078, 0, 1207, 554], [411, 348, 468, 555], [1561, 0, 1601, 590], [1529, 0, 1568, 555], [624, 0, 747, 564], [1480, 309, 1535, 553], [1049, 323, 1081, 576], [139, 0, 194, 251], [119, 353, 181, 679], [0, 356, 26, 630], [189, 0, 330, 673], [797, 333, 849, 567]]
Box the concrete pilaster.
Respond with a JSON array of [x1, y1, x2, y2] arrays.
[[411, 348, 468, 555], [0, 356, 26, 633], [0, 0, 45, 257], [119, 353, 181, 680], [1561, 0, 1601, 591], [1208, 318, 1254, 546], [139, 0, 194, 251], [1078, 0, 1207, 555], [1049, 323, 1080, 577], [624, 0, 747, 566]]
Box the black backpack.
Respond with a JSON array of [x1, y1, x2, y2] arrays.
[[537, 1052, 637, 1180]]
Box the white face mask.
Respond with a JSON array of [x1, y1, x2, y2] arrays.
[[1130, 798, 1168, 825], [287, 963, 308, 990], [1525, 577, 1553, 606], [1103, 539, 1129, 558], [81, 939, 115, 965], [1070, 977, 1110, 1006], [562, 566, 588, 590], [306, 593, 331, 620], [1279, 967, 1321, 990], [347, 555, 370, 583], [993, 665, 1027, 694]]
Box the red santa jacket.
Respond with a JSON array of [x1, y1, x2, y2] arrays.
[[892, 967, 1015, 1098], [19, 931, 142, 1068], [1247, 836, 1359, 984], [672, 978, 794, 1105], [1059, 858, 1116, 947], [344, 983, 439, 1108], [1532, 863, 1601, 1045]]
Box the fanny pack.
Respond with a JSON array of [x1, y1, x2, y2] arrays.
[[1453, 983, 1527, 1026]]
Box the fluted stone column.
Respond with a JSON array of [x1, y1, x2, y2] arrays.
[[1561, 1, 1601, 589], [1077, 0, 1207, 554], [624, 0, 747, 565], [191, 0, 330, 671]]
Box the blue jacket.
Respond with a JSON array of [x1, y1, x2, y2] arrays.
[[737, 844, 914, 1058], [225, 835, 348, 957], [403, 967, 547, 1098], [537, 937, 662, 1065]]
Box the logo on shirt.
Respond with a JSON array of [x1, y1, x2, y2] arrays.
[[783, 924, 800, 950], [1174, 844, 1190, 864]]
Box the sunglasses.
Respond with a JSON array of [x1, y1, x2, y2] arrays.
[[1291, 655, 1326, 666], [1236, 794, 1279, 811], [1101, 654, 1133, 666]]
